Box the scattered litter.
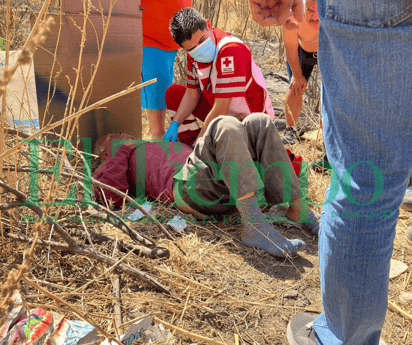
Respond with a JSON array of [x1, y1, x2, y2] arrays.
[[399, 292, 412, 304], [301, 129, 322, 142], [167, 215, 187, 233], [128, 203, 155, 221], [0, 292, 99, 345], [0, 50, 40, 135], [102, 316, 176, 345], [101, 316, 152, 345], [390, 259, 408, 279], [140, 322, 176, 344]]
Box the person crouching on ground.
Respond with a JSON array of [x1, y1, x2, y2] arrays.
[[163, 7, 275, 146]]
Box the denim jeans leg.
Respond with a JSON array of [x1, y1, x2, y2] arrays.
[[313, 1, 412, 344]]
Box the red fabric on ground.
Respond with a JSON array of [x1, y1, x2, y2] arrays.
[[286, 149, 302, 177], [94, 142, 193, 207]]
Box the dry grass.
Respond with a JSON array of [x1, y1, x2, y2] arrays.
[[1, 1, 411, 345]]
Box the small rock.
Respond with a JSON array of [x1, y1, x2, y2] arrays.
[[210, 329, 217, 337], [390, 259, 408, 279], [399, 292, 412, 304], [267, 204, 289, 218], [283, 290, 299, 299]]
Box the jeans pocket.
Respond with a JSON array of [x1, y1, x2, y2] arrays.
[[326, 0, 412, 28]]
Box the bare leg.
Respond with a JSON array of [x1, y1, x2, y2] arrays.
[[146, 109, 166, 140], [285, 90, 305, 127], [287, 198, 320, 235], [287, 198, 303, 222]]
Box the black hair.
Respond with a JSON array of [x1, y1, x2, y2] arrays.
[[169, 7, 207, 46]]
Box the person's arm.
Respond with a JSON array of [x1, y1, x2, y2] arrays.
[[195, 42, 254, 141], [164, 58, 202, 142], [196, 98, 232, 139], [94, 144, 135, 207], [283, 24, 307, 95], [249, 0, 304, 26], [172, 87, 201, 124]]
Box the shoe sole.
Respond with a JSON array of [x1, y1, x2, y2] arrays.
[[287, 321, 298, 345], [289, 326, 388, 345], [286, 314, 317, 345]]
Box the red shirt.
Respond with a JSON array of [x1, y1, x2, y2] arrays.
[[142, 0, 192, 51], [94, 142, 192, 207], [186, 26, 265, 112]]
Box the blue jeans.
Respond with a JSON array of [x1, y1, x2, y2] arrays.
[[312, 1, 412, 344]]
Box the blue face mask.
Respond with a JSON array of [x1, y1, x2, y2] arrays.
[[189, 37, 217, 63]]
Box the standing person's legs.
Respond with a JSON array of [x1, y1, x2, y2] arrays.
[[284, 47, 317, 126], [284, 47, 317, 144], [307, 2, 412, 345], [141, 47, 177, 140]]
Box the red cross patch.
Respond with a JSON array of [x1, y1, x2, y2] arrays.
[[221, 56, 234, 73]]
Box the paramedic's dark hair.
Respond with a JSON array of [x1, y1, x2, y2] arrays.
[[169, 7, 207, 46]]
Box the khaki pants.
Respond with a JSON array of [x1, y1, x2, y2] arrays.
[[175, 113, 301, 216]]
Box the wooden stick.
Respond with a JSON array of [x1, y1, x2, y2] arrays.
[[6, 164, 155, 247], [388, 300, 412, 321], [22, 0, 52, 52], [152, 266, 214, 291], [112, 239, 122, 328], [21, 276, 123, 345], [220, 296, 322, 313], [169, 291, 191, 341], [153, 317, 227, 345], [311, 122, 323, 163], [0, 0, 12, 158], [12, 302, 113, 319], [73, 227, 169, 259], [2, 220, 171, 294], [0, 79, 157, 160], [8, 163, 182, 254]]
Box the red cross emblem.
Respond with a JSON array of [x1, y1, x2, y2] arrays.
[[223, 57, 232, 67], [221, 56, 234, 73]]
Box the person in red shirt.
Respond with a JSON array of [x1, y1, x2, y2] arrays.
[[163, 7, 274, 146], [95, 114, 320, 258], [141, 0, 192, 140]]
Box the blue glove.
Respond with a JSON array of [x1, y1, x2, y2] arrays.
[[164, 121, 180, 142]]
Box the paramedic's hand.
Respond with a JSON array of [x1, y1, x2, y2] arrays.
[[290, 75, 307, 96], [164, 121, 180, 142], [249, 0, 304, 27]]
